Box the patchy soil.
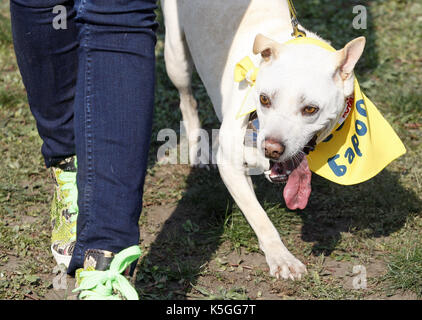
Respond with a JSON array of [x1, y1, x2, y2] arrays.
[[133, 202, 418, 300]]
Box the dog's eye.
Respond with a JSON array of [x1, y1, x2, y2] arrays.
[[260, 94, 271, 107], [302, 105, 319, 115]]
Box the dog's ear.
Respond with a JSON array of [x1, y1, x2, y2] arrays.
[[337, 37, 366, 80], [253, 34, 282, 62]]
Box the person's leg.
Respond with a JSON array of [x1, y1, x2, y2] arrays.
[[68, 0, 158, 274], [10, 0, 78, 167], [11, 0, 81, 269]]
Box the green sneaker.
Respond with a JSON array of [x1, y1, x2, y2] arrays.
[[50, 156, 78, 268], [73, 246, 141, 300]]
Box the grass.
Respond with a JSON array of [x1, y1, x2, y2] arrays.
[[383, 217, 422, 297], [387, 245, 422, 296], [0, 0, 421, 300]]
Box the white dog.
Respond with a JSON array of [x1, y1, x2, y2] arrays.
[[161, 0, 365, 280]]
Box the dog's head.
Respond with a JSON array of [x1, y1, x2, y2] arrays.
[[251, 34, 365, 209]]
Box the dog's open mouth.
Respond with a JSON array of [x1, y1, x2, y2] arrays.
[[266, 135, 317, 210], [268, 155, 312, 210], [268, 156, 301, 184]]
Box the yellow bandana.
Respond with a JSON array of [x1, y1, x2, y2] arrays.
[[234, 37, 406, 185]]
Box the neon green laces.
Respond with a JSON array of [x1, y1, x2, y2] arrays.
[[58, 170, 78, 236], [73, 246, 142, 300]]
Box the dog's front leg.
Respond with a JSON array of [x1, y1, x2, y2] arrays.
[[217, 142, 307, 280]]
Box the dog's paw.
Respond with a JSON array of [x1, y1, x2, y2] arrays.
[[266, 254, 307, 280]]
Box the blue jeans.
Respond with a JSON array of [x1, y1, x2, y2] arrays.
[[10, 0, 158, 274]]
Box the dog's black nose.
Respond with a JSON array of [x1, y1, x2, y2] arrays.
[[263, 138, 285, 160]]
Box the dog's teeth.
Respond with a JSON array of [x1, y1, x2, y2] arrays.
[[286, 170, 291, 175]]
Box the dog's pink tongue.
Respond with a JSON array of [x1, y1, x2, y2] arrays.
[[283, 157, 312, 210]]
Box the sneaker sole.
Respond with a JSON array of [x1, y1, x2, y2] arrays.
[[51, 244, 72, 268]]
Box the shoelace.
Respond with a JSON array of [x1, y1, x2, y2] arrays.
[[58, 170, 78, 238], [73, 246, 142, 300]]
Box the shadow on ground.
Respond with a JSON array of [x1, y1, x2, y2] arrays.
[[293, 171, 420, 255]]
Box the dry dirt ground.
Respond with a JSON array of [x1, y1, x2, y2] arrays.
[[38, 163, 417, 300], [139, 203, 417, 300]]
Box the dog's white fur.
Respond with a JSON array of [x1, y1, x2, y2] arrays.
[[162, 0, 365, 280]]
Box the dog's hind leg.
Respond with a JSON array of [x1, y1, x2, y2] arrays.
[[162, 0, 206, 167]]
